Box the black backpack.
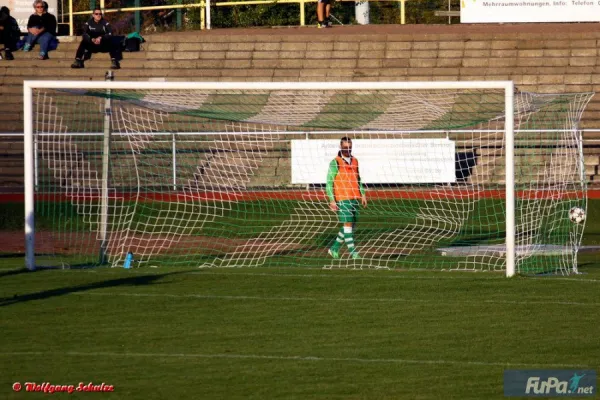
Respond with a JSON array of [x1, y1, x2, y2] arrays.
[[124, 37, 142, 52]]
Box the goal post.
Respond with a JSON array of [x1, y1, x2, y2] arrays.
[[23, 80, 591, 276], [24, 80, 34, 272], [504, 84, 515, 278]]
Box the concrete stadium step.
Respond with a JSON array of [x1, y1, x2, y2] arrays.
[[0, 156, 23, 165], [584, 146, 600, 155]]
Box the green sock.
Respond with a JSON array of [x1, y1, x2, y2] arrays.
[[344, 227, 357, 254], [330, 228, 344, 251]]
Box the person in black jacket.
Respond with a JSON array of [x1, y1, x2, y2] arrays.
[[23, 0, 57, 59], [0, 6, 20, 60], [71, 7, 122, 69]]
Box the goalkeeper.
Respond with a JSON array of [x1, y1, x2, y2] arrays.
[[326, 137, 367, 260]]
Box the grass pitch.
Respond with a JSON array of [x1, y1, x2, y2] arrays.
[[1, 256, 599, 399], [1, 198, 599, 398]]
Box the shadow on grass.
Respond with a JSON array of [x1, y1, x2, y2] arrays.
[[577, 261, 600, 271], [0, 253, 25, 258], [0, 270, 188, 307], [0, 268, 31, 279], [0, 254, 102, 279]]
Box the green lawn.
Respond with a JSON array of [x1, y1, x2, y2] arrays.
[[1, 196, 599, 398], [1, 256, 599, 399]]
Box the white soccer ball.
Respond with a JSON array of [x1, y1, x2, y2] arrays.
[[569, 207, 586, 224]]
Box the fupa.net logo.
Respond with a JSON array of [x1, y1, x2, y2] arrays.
[[526, 373, 594, 395], [504, 369, 596, 397]]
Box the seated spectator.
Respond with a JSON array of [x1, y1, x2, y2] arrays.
[[71, 8, 121, 70], [0, 6, 20, 60], [23, 0, 57, 59]]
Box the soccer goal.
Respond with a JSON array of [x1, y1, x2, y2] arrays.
[[23, 81, 593, 276]]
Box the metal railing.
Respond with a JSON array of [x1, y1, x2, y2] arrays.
[[64, 0, 424, 35], [2, 128, 599, 191]]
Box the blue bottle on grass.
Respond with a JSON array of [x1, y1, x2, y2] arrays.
[[123, 252, 134, 269]]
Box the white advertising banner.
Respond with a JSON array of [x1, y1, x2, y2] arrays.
[[5, 0, 58, 33], [291, 139, 456, 184], [461, 0, 600, 23]]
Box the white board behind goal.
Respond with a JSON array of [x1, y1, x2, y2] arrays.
[[291, 139, 456, 184]]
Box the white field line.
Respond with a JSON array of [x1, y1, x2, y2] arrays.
[[3, 267, 599, 283], [0, 351, 592, 369], [193, 271, 600, 283], [1, 267, 499, 280], [533, 277, 600, 283], [73, 291, 600, 307]]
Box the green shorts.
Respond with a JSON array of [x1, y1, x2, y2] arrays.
[[337, 199, 360, 223]]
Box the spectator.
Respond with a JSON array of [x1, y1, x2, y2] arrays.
[[0, 6, 20, 60], [23, 0, 57, 59], [71, 7, 121, 69], [317, 0, 333, 28]]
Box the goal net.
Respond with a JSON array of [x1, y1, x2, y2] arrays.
[[24, 81, 593, 276]]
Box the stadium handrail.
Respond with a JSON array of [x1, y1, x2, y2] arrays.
[[62, 0, 416, 35]]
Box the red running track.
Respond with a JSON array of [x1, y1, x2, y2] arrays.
[[1, 189, 598, 203]]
